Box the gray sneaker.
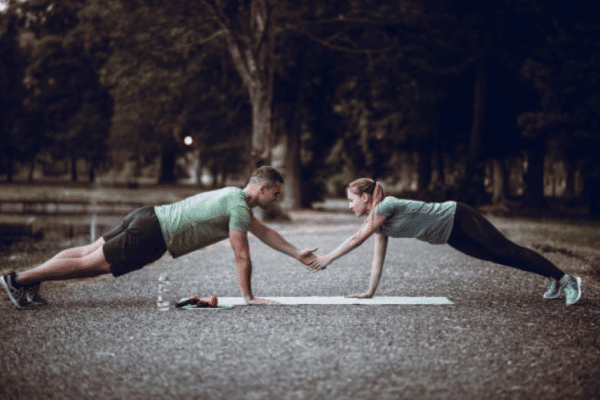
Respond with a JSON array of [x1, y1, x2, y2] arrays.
[[559, 274, 582, 306], [25, 282, 48, 306], [1, 272, 34, 309], [543, 277, 561, 299]]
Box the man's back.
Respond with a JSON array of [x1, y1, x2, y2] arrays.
[[154, 187, 252, 258]]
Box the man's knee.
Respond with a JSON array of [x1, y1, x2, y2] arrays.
[[82, 247, 111, 275]]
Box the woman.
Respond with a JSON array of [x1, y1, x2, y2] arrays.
[[307, 178, 582, 306]]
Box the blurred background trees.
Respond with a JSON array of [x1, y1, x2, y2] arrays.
[[1, 0, 599, 214]]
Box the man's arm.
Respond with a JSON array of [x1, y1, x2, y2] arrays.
[[229, 228, 277, 304], [248, 217, 317, 264]]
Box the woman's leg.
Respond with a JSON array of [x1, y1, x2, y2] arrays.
[[447, 203, 565, 280]]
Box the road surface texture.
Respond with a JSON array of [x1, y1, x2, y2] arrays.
[[1, 214, 599, 400]]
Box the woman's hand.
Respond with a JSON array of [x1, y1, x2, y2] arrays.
[[306, 255, 331, 271], [346, 292, 373, 299]]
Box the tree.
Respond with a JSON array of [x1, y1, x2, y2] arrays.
[[5, 0, 114, 182], [196, 0, 277, 174], [0, 3, 25, 182], [518, 2, 600, 212]]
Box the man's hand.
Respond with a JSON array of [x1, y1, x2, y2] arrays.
[[298, 248, 318, 266], [306, 255, 331, 271], [245, 297, 280, 305], [346, 292, 373, 299]]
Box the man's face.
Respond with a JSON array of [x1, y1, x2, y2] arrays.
[[259, 182, 282, 207]]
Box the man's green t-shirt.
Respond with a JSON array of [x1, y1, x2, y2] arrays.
[[375, 197, 457, 244], [154, 187, 252, 258]]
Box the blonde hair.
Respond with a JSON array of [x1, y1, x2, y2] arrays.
[[348, 178, 385, 221]]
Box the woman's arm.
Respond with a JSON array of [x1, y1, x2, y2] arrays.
[[346, 233, 388, 298], [307, 213, 387, 270]]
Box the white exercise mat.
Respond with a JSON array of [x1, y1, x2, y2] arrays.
[[217, 296, 454, 306]]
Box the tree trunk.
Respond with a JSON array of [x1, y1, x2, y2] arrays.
[[585, 177, 600, 216], [282, 126, 302, 209], [281, 53, 308, 210], [159, 133, 178, 184], [491, 157, 506, 204], [564, 158, 578, 200], [71, 151, 78, 182], [89, 164, 95, 183], [249, 91, 273, 169], [523, 138, 546, 208], [220, 0, 275, 176], [416, 150, 431, 193], [467, 57, 486, 185], [28, 153, 35, 183], [6, 145, 14, 182]]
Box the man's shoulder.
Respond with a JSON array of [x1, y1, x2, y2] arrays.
[[222, 187, 249, 208], [199, 187, 246, 202]]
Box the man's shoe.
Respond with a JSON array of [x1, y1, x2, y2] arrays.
[[543, 277, 561, 299], [560, 274, 582, 306], [1, 272, 34, 309], [26, 283, 48, 306]]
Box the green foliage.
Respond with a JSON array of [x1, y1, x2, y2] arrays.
[[1, 0, 598, 215], [0, 0, 113, 182], [96, 0, 249, 183]]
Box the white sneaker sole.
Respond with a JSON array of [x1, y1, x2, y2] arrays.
[[0, 276, 30, 309], [566, 276, 582, 306]]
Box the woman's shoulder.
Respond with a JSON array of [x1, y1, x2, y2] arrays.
[[377, 196, 406, 213], [381, 196, 411, 205]]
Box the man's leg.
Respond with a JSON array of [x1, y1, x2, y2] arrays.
[[15, 240, 111, 285], [2, 242, 112, 308], [45, 237, 106, 261]]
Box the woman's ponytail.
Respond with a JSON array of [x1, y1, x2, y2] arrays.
[[367, 182, 385, 224], [372, 182, 384, 208]]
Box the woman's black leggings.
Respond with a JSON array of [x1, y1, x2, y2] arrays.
[[447, 202, 565, 280]]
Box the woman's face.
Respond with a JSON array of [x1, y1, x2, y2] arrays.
[[347, 189, 370, 217]]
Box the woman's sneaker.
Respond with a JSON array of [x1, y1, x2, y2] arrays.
[[1, 272, 34, 309], [559, 274, 582, 306], [543, 277, 562, 299]]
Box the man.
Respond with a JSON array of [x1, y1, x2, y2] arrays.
[[1, 166, 316, 308]]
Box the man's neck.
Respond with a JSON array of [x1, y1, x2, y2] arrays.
[[243, 186, 259, 208]]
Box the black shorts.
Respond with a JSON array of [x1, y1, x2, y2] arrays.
[[102, 206, 167, 277]]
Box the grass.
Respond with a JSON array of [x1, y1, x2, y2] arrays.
[[487, 215, 600, 276]]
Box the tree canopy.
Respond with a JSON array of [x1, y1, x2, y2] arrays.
[[1, 0, 598, 213]]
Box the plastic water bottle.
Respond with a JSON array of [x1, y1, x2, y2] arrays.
[[157, 273, 170, 311]]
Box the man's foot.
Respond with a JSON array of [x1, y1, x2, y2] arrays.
[[1, 272, 34, 309], [543, 277, 561, 299], [560, 274, 582, 306], [26, 283, 48, 306]]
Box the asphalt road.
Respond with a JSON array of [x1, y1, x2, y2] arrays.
[[1, 218, 599, 400]]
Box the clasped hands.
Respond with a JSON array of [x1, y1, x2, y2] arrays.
[[297, 248, 330, 271]]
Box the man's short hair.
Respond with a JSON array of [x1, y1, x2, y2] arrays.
[[249, 166, 284, 186]]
